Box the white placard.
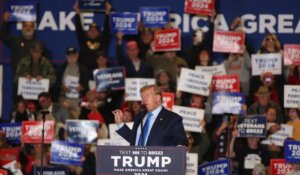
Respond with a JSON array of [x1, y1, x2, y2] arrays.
[[89, 80, 96, 90], [125, 78, 155, 101], [251, 53, 282, 76], [109, 122, 134, 140], [3, 160, 23, 175], [284, 85, 300, 108], [261, 124, 293, 146], [186, 153, 198, 175], [97, 139, 130, 146], [195, 64, 227, 75], [172, 105, 204, 133], [177, 68, 212, 96], [64, 75, 79, 98], [17, 77, 50, 100]]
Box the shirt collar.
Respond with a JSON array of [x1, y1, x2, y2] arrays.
[[149, 105, 162, 118]]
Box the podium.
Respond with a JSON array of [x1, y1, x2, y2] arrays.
[[96, 146, 186, 175]]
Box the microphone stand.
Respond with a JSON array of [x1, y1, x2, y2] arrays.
[[224, 113, 233, 175], [40, 110, 49, 175]]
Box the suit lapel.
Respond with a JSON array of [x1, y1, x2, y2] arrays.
[[146, 107, 165, 146]]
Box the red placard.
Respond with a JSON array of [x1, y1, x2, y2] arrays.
[[213, 30, 245, 53], [0, 169, 8, 175], [0, 147, 20, 167], [212, 74, 240, 92], [270, 159, 292, 175], [162, 92, 175, 110], [152, 28, 181, 52], [21, 121, 55, 144], [284, 44, 300, 65], [184, 0, 215, 16]]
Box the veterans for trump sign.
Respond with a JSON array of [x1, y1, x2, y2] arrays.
[[195, 64, 226, 76], [284, 44, 300, 65], [237, 115, 267, 138], [93, 67, 125, 92], [152, 28, 181, 52], [8, 1, 36, 22], [96, 146, 186, 175], [172, 105, 204, 133], [212, 92, 245, 115], [140, 7, 169, 28], [178, 68, 212, 96], [125, 78, 155, 101], [17, 78, 50, 100], [21, 121, 54, 143], [270, 159, 292, 175], [213, 30, 245, 53], [284, 85, 300, 108], [66, 120, 99, 144], [184, 0, 215, 16], [251, 53, 282, 76], [110, 13, 139, 35], [212, 74, 240, 92]]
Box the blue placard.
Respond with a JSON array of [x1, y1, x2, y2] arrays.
[[50, 141, 84, 166], [79, 0, 106, 12], [140, 7, 169, 28], [199, 159, 229, 175], [285, 140, 300, 163], [212, 92, 246, 115], [110, 13, 139, 35], [66, 120, 99, 144], [96, 146, 186, 175], [93, 66, 125, 92], [34, 166, 68, 175], [8, 1, 36, 22], [0, 122, 22, 145], [237, 115, 267, 138]]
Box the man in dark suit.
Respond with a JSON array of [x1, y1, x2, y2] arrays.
[[113, 85, 188, 146]]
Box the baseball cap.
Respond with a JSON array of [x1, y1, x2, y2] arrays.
[[66, 46, 78, 55]]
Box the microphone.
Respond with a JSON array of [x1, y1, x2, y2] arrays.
[[40, 110, 50, 122]]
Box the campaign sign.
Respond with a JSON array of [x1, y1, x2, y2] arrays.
[[79, 0, 105, 12], [213, 30, 245, 53], [8, 1, 36, 22], [66, 120, 99, 144], [270, 159, 292, 175], [3, 160, 22, 175], [21, 121, 54, 144], [152, 28, 181, 52], [34, 166, 68, 175], [162, 92, 174, 111], [125, 78, 155, 101], [178, 68, 212, 96], [140, 7, 169, 28], [0, 147, 20, 166], [0, 122, 22, 145], [172, 105, 204, 133], [284, 85, 300, 108], [97, 139, 130, 146], [237, 115, 267, 138], [96, 146, 186, 175], [261, 124, 293, 146], [284, 44, 300, 65], [195, 64, 227, 76], [109, 122, 133, 140], [212, 92, 245, 115], [110, 13, 139, 35], [199, 159, 229, 175], [17, 78, 50, 100], [64, 75, 79, 98], [94, 67, 125, 92], [251, 53, 282, 76], [212, 74, 240, 93], [50, 141, 84, 166], [285, 140, 300, 163], [186, 153, 198, 175], [184, 0, 215, 16], [0, 169, 8, 175]]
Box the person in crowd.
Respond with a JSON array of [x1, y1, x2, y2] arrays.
[[116, 32, 153, 78], [257, 72, 280, 104], [95, 51, 110, 70], [287, 65, 300, 85], [54, 46, 89, 115], [252, 164, 266, 175], [286, 108, 300, 140], [14, 41, 56, 89], [0, 12, 45, 73], [186, 131, 210, 165], [137, 28, 154, 59], [287, 163, 300, 175], [155, 69, 176, 93], [129, 101, 142, 117], [113, 84, 188, 146], [73, 1, 112, 71], [248, 86, 283, 123], [10, 96, 35, 122]]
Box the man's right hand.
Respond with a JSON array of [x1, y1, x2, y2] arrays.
[[3, 12, 10, 22], [112, 109, 124, 124]]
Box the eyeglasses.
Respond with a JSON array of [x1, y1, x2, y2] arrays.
[[266, 37, 274, 41]]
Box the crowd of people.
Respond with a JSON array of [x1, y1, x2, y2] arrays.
[[0, 1, 300, 175]]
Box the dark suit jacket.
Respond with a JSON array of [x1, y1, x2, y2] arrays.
[[117, 107, 188, 146]]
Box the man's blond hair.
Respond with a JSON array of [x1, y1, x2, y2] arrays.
[[140, 85, 162, 101]]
